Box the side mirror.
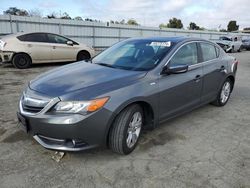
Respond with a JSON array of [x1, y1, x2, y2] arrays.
[[67, 41, 73, 46], [161, 64, 188, 75]]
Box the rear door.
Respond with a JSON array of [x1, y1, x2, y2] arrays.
[[158, 42, 203, 121], [18, 33, 52, 63], [199, 42, 227, 103], [47, 33, 78, 62]]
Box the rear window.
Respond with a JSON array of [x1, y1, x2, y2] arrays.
[[200, 43, 217, 61], [17, 33, 47, 43]]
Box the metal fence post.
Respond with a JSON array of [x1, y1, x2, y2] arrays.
[[93, 26, 96, 48], [58, 23, 62, 34], [9, 15, 13, 33], [118, 27, 121, 41], [16, 19, 19, 32]]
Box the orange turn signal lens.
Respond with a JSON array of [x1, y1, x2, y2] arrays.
[[87, 97, 109, 112]]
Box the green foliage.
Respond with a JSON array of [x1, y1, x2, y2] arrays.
[[4, 7, 29, 16], [227, 20, 239, 32], [60, 12, 71, 19], [127, 19, 139, 26], [219, 29, 227, 32], [159, 18, 183, 29], [74, 16, 83, 21], [189, 22, 200, 30], [47, 13, 57, 19]]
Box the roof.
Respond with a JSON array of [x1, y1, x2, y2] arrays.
[[127, 36, 207, 43]]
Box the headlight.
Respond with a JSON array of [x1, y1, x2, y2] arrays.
[[0, 40, 6, 50], [53, 97, 109, 114]]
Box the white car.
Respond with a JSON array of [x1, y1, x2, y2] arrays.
[[0, 32, 95, 69], [214, 35, 242, 53]]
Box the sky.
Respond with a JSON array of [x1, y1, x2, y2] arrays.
[[0, 0, 249, 30]]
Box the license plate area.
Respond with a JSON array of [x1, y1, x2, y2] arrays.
[[17, 112, 29, 132]]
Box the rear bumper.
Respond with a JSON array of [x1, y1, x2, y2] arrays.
[[0, 51, 14, 63]]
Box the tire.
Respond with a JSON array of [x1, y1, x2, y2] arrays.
[[237, 46, 242, 52], [211, 78, 232, 107], [77, 51, 90, 61], [230, 46, 234, 53], [12, 53, 31, 69], [109, 104, 144, 155]]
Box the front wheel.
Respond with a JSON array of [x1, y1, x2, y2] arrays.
[[237, 46, 242, 52], [212, 79, 232, 106], [109, 104, 143, 155]]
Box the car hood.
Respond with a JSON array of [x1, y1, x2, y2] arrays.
[[215, 40, 231, 45], [29, 62, 147, 98]]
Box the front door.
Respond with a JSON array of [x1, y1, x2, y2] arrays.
[[158, 42, 203, 121]]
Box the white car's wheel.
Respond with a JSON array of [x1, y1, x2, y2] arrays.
[[12, 53, 32, 69]]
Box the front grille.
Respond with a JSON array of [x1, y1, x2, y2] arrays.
[[22, 104, 44, 113]]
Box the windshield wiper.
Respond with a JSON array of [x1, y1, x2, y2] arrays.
[[96, 63, 117, 68]]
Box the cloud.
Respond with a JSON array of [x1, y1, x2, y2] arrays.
[[38, 0, 250, 29], [39, 1, 59, 9]]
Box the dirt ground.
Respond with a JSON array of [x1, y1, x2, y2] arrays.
[[0, 51, 250, 188]]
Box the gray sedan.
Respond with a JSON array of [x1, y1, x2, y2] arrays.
[[17, 37, 238, 155]]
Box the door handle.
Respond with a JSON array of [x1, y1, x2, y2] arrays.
[[53, 46, 56, 49], [194, 75, 201, 82]]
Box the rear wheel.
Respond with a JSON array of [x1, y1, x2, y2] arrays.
[[77, 51, 90, 61], [109, 104, 143, 155], [212, 78, 232, 106], [12, 53, 32, 69]]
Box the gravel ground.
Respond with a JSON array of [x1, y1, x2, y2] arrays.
[[0, 51, 250, 188]]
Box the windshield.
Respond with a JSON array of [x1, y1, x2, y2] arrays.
[[92, 39, 175, 71]]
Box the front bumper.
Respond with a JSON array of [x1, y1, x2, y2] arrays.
[[18, 96, 114, 151], [0, 51, 14, 63]]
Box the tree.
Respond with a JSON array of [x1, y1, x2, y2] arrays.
[[160, 18, 183, 29], [167, 17, 183, 29], [159, 23, 167, 29], [4, 7, 29, 16], [47, 13, 57, 19], [85, 18, 93, 22], [227, 20, 239, 32], [219, 29, 227, 32], [189, 22, 200, 30], [74, 16, 83, 21], [29, 9, 42, 17], [60, 12, 71, 19], [127, 19, 139, 26]]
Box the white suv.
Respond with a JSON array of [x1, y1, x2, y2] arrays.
[[0, 32, 95, 69], [215, 35, 242, 53]]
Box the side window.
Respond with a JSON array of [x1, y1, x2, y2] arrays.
[[47, 34, 68, 44], [200, 43, 217, 61], [17, 33, 47, 42], [170, 43, 198, 66]]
